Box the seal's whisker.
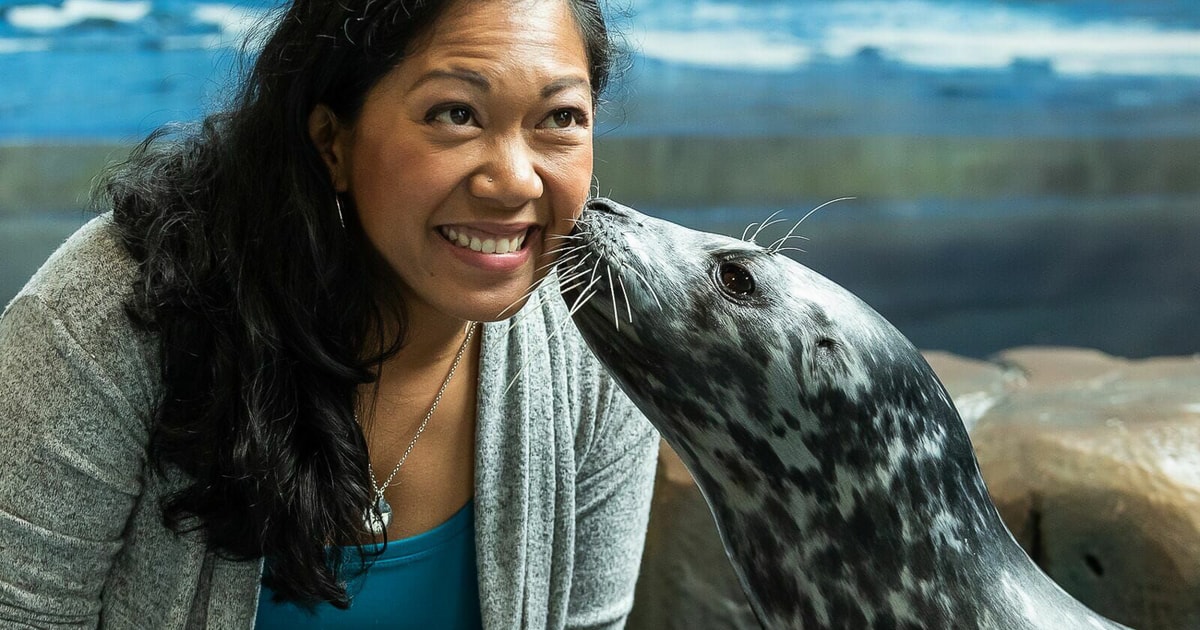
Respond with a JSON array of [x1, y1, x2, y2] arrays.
[[507, 286, 597, 393], [562, 256, 603, 306], [584, 256, 606, 294], [743, 209, 783, 242], [617, 273, 634, 324], [556, 273, 591, 295], [496, 276, 558, 335], [551, 260, 594, 294], [626, 265, 664, 311], [773, 247, 809, 256], [501, 273, 552, 316], [556, 260, 594, 286], [537, 236, 581, 260], [547, 253, 579, 275], [557, 251, 589, 272], [502, 373, 522, 396], [606, 267, 620, 331], [553, 243, 589, 258], [555, 264, 594, 294], [542, 311, 578, 357], [541, 256, 578, 278], [563, 261, 605, 322], [565, 287, 599, 320], [545, 235, 582, 246], [746, 209, 787, 244], [740, 223, 758, 243], [503, 297, 581, 396], [567, 272, 604, 316], [504, 283, 586, 394], [495, 274, 550, 320], [767, 236, 811, 255], [539, 249, 589, 275], [769, 197, 855, 254]]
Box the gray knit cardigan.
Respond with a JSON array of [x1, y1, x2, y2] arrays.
[[0, 215, 659, 629]]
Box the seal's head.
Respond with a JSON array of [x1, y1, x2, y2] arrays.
[[560, 199, 1123, 630], [562, 198, 970, 479]]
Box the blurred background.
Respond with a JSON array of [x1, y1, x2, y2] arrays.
[[2, 0, 1198, 358]]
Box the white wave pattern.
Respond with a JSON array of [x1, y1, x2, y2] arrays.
[[631, 0, 1200, 78], [638, 29, 812, 71], [8, 0, 149, 31], [192, 3, 270, 49], [0, 37, 52, 53], [2, 0, 270, 52]]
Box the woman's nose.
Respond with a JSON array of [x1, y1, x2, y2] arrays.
[[469, 134, 544, 207]]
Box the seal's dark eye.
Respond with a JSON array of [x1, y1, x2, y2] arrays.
[[718, 262, 756, 297]]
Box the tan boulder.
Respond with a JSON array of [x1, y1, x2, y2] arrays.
[[946, 347, 1200, 629]]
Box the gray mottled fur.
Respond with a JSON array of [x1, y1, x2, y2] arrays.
[[560, 199, 1127, 630]]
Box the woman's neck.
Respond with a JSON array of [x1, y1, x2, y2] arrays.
[[360, 303, 478, 413]]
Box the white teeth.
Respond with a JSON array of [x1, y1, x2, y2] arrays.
[[441, 226, 527, 254]]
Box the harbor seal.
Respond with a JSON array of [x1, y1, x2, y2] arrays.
[[558, 199, 1126, 630]]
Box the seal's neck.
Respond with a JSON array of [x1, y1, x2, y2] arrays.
[[677, 394, 1099, 629]]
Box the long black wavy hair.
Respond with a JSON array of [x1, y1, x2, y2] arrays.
[[97, 0, 619, 608]]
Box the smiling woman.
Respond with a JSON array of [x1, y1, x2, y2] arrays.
[[308, 0, 596, 327], [0, 0, 658, 628]]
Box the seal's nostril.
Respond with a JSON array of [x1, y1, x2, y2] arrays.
[[587, 198, 616, 214]]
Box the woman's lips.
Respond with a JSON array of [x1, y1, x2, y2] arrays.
[[436, 224, 541, 272], [438, 225, 531, 254]]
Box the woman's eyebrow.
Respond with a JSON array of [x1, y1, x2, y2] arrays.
[[408, 69, 589, 99], [541, 76, 590, 98], [410, 68, 492, 92]]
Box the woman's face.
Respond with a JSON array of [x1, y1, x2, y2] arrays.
[[312, 0, 594, 325]]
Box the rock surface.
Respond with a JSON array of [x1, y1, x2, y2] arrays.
[[628, 347, 1200, 629]]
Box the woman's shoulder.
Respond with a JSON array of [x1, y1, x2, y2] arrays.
[[6, 212, 138, 323], [1, 213, 158, 404]]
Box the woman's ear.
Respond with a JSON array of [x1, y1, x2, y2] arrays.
[[308, 104, 351, 192]]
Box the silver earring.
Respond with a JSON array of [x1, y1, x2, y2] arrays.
[[335, 195, 346, 229], [487, 176, 494, 183]]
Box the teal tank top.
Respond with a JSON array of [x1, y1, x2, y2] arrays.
[[254, 500, 482, 629]]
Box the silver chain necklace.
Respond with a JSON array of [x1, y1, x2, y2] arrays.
[[360, 321, 478, 536]]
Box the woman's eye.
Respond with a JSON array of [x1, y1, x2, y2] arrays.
[[431, 106, 475, 126], [541, 109, 585, 129]]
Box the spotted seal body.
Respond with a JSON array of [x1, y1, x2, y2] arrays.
[[560, 199, 1126, 630]]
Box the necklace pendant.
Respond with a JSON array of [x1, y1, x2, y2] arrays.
[[363, 495, 392, 536]]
